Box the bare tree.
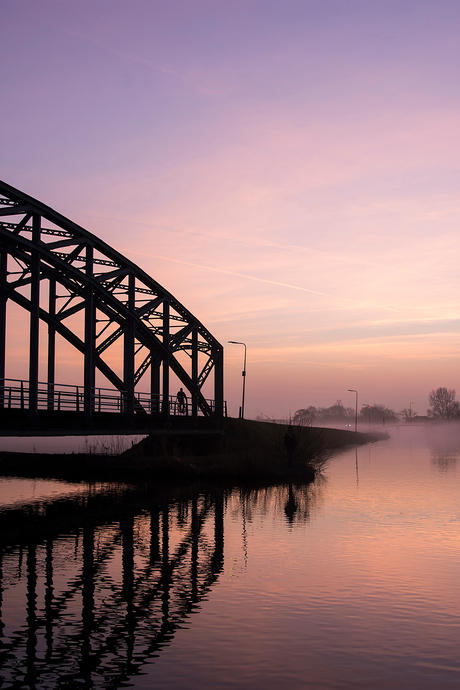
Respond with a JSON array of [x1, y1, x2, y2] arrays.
[[400, 408, 417, 422], [293, 407, 318, 426], [427, 387, 460, 420], [359, 404, 397, 423]]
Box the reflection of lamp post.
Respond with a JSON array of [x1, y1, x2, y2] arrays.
[[228, 341, 247, 419], [348, 389, 358, 432]]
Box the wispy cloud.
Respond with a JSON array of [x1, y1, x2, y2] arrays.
[[93, 211, 453, 287], [128, 250, 400, 313]]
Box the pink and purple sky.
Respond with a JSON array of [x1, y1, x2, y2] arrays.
[[2, 0, 460, 419]]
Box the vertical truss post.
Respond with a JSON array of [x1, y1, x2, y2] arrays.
[[213, 344, 224, 419], [162, 300, 170, 417], [191, 329, 198, 417], [84, 245, 95, 426], [29, 214, 40, 425], [124, 272, 135, 422], [0, 250, 7, 409], [47, 278, 56, 411], [150, 354, 160, 415]]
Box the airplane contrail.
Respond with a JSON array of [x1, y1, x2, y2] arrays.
[[89, 213, 449, 285], [129, 251, 400, 313], [64, 29, 221, 95]]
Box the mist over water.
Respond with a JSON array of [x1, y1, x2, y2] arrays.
[[0, 424, 459, 689]]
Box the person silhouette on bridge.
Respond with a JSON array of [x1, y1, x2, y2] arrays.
[[177, 387, 187, 414]]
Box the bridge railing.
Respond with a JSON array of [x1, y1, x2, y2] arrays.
[[0, 378, 227, 417]]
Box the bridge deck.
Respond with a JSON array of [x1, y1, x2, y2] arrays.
[[0, 408, 226, 436], [0, 378, 227, 435]]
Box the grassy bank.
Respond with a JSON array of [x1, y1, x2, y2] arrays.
[[140, 418, 386, 482], [0, 419, 387, 484]]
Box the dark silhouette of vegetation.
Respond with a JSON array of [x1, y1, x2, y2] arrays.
[[0, 420, 386, 484], [427, 387, 460, 420], [294, 400, 354, 426], [359, 404, 398, 424], [294, 400, 397, 426], [400, 407, 418, 421]]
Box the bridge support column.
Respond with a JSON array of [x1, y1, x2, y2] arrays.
[[162, 301, 170, 418], [150, 355, 160, 415], [214, 345, 224, 419], [47, 279, 56, 411], [29, 214, 40, 426], [84, 246, 95, 426], [0, 250, 7, 408], [192, 329, 198, 417], [123, 273, 135, 425]]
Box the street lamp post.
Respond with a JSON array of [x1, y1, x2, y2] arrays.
[[410, 402, 414, 421], [228, 341, 247, 419], [348, 389, 358, 432]]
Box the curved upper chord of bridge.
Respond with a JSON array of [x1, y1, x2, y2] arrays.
[[0, 180, 224, 429]]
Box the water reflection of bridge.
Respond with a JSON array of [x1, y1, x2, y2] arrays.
[[0, 484, 224, 687]]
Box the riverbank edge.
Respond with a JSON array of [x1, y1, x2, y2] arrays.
[[0, 418, 387, 484]]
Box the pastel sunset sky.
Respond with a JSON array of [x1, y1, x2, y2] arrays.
[[2, 0, 460, 419]]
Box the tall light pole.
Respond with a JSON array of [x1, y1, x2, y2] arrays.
[[348, 389, 358, 432], [228, 341, 247, 419], [410, 402, 414, 420]]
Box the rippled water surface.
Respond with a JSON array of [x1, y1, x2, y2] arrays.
[[1, 425, 460, 689]]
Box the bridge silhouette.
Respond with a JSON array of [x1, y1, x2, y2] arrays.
[[0, 181, 225, 434]]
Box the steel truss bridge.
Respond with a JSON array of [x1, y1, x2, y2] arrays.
[[0, 180, 224, 431]]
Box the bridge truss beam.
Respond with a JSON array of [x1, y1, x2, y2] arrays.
[[0, 181, 224, 426]]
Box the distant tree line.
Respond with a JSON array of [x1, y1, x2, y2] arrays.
[[293, 399, 398, 426], [291, 387, 460, 426]]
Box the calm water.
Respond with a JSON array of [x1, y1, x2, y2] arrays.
[[0, 425, 459, 689]]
